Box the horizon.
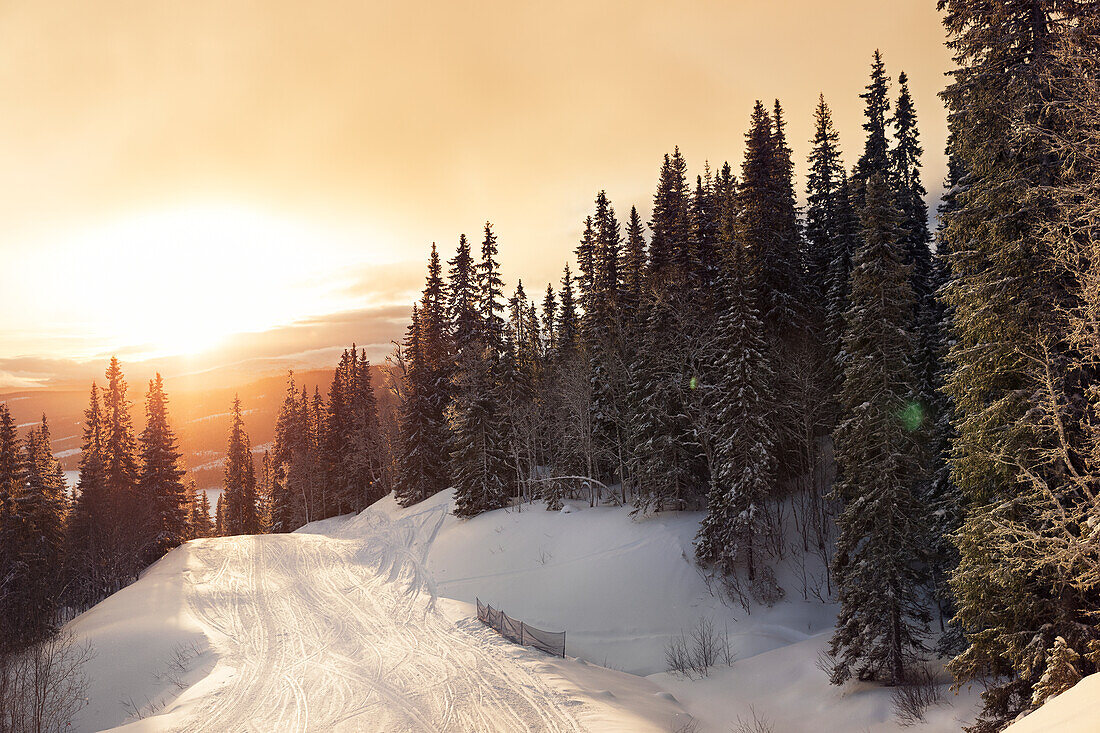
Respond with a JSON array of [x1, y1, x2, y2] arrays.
[[0, 0, 950, 390]]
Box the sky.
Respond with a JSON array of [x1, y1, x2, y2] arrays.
[[0, 0, 953, 390]]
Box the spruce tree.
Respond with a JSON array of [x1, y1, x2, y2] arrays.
[[695, 241, 777, 580], [852, 50, 891, 204], [9, 417, 68, 643], [65, 382, 113, 608], [805, 94, 845, 316], [222, 395, 259, 535], [395, 306, 450, 507], [187, 479, 215, 539], [0, 404, 24, 646], [102, 357, 140, 568], [829, 175, 929, 688], [938, 3, 1098, 726], [137, 374, 188, 563]]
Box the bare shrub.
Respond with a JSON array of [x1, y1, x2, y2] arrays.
[[814, 645, 837, 676], [891, 663, 944, 726], [664, 617, 735, 678], [671, 713, 700, 733], [732, 705, 775, 733], [0, 630, 95, 733], [749, 566, 785, 607]]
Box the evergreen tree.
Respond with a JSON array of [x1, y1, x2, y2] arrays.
[[805, 94, 845, 314], [395, 306, 450, 507], [102, 357, 140, 565], [8, 417, 68, 644], [540, 284, 557, 356], [938, 3, 1098, 727], [478, 222, 506, 353], [1031, 637, 1082, 708], [137, 374, 188, 563], [829, 175, 929, 687], [348, 350, 384, 511], [0, 404, 24, 646], [187, 479, 215, 539], [852, 50, 892, 203], [222, 395, 259, 535], [695, 241, 777, 580], [271, 373, 308, 531], [64, 383, 115, 608], [448, 234, 480, 353], [214, 492, 225, 537], [555, 264, 580, 358]]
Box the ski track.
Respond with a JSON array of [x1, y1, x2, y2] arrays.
[[170, 505, 586, 732]]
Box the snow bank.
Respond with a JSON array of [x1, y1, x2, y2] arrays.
[[66, 543, 215, 731], [1004, 673, 1100, 733]]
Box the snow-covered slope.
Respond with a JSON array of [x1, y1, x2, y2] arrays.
[[67, 492, 685, 732], [68, 489, 987, 731], [1004, 673, 1100, 733]]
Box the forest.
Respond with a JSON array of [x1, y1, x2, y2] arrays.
[[2, 4, 1099, 732]]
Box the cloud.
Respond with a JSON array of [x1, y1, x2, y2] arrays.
[[0, 303, 411, 392]]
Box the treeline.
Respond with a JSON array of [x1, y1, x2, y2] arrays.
[[392, 5, 1100, 727], [395, 49, 946, 684], [0, 345, 392, 654], [0, 358, 213, 652], [261, 347, 388, 532]]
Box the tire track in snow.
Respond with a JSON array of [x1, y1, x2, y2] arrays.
[[167, 505, 585, 732]]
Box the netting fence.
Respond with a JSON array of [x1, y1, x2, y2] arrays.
[[476, 598, 566, 658]]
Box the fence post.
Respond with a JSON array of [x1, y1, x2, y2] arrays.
[[520, 621, 525, 646], [562, 631, 566, 658]]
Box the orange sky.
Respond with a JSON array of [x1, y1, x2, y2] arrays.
[[0, 0, 952, 389]]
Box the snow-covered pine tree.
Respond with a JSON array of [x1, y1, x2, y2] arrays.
[[222, 395, 259, 535], [102, 356, 140, 577], [348, 350, 384, 511], [852, 50, 891, 207], [271, 373, 308, 531], [828, 174, 930, 688], [805, 95, 844, 313], [9, 416, 68, 644], [695, 240, 777, 580], [187, 479, 215, 539], [939, 3, 1099, 727], [323, 349, 353, 515], [1031, 637, 1082, 708], [136, 374, 188, 564], [450, 225, 513, 517], [805, 96, 849, 431], [555, 264, 579, 359], [631, 148, 708, 513], [395, 306, 449, 507], [64, 382, 114, 608], [0, 403, 21, 643], [214, 492, 225, 537]]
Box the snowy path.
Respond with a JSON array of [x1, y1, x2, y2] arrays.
[[166, 504, 587, 732]]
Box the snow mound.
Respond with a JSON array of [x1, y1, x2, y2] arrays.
[[1005, 673, 1100, 733]]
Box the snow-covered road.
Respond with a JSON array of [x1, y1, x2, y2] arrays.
[[168, 504, 585, 732]]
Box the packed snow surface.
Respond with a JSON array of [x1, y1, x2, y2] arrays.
[[68, 492, 683, 732], [66, 488, 999, 731], [1004, 672, 1100, 733]]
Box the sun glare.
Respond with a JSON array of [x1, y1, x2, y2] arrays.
[[29, 202, 391, 361]]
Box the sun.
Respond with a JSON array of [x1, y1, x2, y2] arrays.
[[37, 201, 384, 361]]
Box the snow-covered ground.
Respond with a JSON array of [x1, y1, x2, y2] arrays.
[[1004, 673, 1100, 733], [67, 489, 991, 731]]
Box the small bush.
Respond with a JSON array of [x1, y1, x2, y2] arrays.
[[664, 617, 735, 678], [0, 630, 95, 733], [732, 705, 775, 733], [891, 663, 944, 726]]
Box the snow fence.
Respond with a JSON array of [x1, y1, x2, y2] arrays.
[[476, 598, 566, 658]]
